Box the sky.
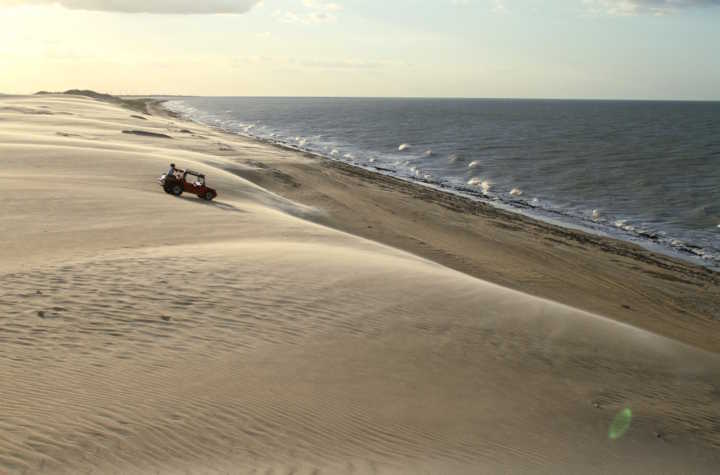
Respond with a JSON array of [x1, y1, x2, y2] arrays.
[[0, 0, 719, 99]]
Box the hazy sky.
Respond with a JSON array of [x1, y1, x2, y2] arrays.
[[1, 0, 719, 99]]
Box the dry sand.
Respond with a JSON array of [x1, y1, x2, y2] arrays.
[[1, 94, 719, 474]]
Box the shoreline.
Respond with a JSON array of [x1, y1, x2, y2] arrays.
[[158, 99, 719, 273], [151, 99, 718, 282], [146, 98, 720, 353]]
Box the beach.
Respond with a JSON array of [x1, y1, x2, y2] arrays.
[[1, 93, 720, 474]]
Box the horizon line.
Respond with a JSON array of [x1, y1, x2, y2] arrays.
[[123, 94, 720, 103], [5, 91, 719, 103]]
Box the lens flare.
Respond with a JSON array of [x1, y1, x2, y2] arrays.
[[609, 408, 633, 440]]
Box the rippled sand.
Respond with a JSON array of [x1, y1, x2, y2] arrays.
[[1, 94, 719, 474]]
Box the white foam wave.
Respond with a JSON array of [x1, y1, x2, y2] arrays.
[[468, 178, 492, 194], [468, 160, 481, 169], [510, 188, 523, 197], [614, 220, 635, 232], [424, 149, 434, 157], [398, 143, 411, 151]]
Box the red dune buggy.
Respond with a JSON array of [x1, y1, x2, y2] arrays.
[[159, 168, 218, 201]]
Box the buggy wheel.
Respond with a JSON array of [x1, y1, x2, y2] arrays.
[[171, 184, 183, 196], [204, 191, 215, 201]]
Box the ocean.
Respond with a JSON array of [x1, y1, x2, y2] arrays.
[[164, 97, 720, 270]]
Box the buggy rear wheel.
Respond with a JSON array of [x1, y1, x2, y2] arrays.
[[171, 184, 183, 196], [204, 191, 215, 201]]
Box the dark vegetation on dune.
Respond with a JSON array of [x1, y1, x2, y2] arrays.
[[35, 89, 154, 115], [122, 130, 173, 139]]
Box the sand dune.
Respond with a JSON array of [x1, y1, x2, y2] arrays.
[[1, 94, 719, 474]]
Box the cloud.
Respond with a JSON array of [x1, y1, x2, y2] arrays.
[[585, 0, 720, 15], [452, 0, 719, 15], [0, 0, 262, 14], [275, 0, 341, 24]]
